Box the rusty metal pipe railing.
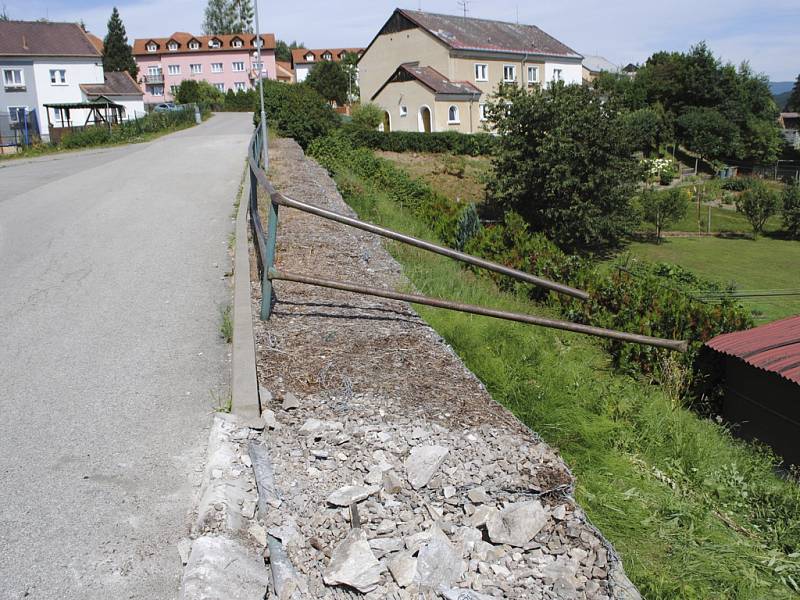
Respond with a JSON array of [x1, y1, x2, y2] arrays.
[[269, 191, 590, 301], [269, 269, 689, 352]]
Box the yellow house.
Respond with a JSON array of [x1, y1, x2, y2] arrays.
[[359, 9, 583, 133]]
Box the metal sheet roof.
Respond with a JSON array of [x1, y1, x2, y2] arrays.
[[706, 315, 800, 384]]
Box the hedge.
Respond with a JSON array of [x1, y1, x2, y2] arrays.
[[340, 125, 497, 156]]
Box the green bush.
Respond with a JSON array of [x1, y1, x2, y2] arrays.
[[782, 182, 800, 239], [339, 125, 496, 156], [223, 88, 257, 112], [721, 177, 751, 191], [175, 79, 225, 107], [253, 80, 339, 149], [736, 179, 781, 237], [350, 103, 384, 130], [60, 106, 196, 149]]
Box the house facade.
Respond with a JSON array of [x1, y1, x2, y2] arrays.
[[132, 33, 277, 104], [291, 48, 364, 83], [359, 9, 583, 134], [80, 71, 145, 118], [0, 20, 105, 141]]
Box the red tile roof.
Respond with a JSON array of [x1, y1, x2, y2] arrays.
[[291, 48, 363, 66], [80, 71, 143, 97], [371, 63, 482, 100], [132, 32, 275, 56], [706, 315, 800, 384], [0, 20, 101, 57]]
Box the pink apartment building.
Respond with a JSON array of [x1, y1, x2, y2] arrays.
[[132, 32, 277, 104]]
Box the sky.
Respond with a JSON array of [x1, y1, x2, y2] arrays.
[[5, 0, 799, 81]]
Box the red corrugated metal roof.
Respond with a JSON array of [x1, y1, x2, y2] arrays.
[[706, 315, 800, 384]]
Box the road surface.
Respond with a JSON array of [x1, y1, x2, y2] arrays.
[[0, 113, 252, 599]]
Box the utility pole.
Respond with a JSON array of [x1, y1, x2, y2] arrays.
[[254, 0, 269, 171], [457, 0, 470, 18]]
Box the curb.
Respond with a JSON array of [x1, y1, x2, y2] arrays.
[[231, 184, 262, 419]]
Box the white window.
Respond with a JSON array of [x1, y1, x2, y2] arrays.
[[146, 42, 157, 52], [234, 81, 246, 91], [49, 69, 66, 84], [304, 53, 314, 61], [148, 66, 161, 77], [399, 105, 408, 117], [527, 66, 539, 85], [3, 68, 24, 88], [474, 63, 488, 82], [167, 41, 178, 51], [211, 63, 223, 73], [252, 62, 262, 72], [209, 39, 221, 48], [188, 41, 200, 50], [214, 83, 225, 91], [448, 105, 460, 124], [232, 39, 243, 48], [53, 108, 63, 121], [322, 52, 332, 60], [151, 85, 164, 96], [553, 68, 563, 81], [503, 65, 516, 82], [232, 61, 245, 72], [479, 103, 488, 121], [8, 106, 26, 123], [253, 38, 264, 48], [169, 85, 179, 95], [190, 64, 202, 74], [168, 64, 180, 75]]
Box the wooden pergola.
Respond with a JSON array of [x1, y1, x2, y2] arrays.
[[43, 97, 125, 143]]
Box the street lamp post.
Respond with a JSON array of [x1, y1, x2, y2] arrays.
[[253, 0, 269, 171]]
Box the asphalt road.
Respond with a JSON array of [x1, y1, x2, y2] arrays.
[[0, 113, 252, 599]]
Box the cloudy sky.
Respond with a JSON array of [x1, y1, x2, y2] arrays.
[[5, 0, 799, 80]]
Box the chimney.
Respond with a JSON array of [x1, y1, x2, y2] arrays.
[[22, 35, 29, 50]]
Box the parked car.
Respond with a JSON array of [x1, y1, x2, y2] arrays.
[[153, 102, 180, 113]]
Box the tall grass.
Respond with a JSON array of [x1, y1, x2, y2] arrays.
[[335, 167, 800, 598]]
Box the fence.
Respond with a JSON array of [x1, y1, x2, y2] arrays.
[[0, 109, 41, 152], [246, 126, 688, 352]]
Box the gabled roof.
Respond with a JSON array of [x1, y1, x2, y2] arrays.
[[368, 9, 581, 60], [80, 71, 144, 97], [291, 47, 364, 67], [582, 55, 619, 74], [372, 63, 482, 100], [706, 315, 800, 385], [0, 20, 101, 57], [132, 32, 275, 56]]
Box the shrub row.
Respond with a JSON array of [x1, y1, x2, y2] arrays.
[[309, 132, 752, 380], [340, 125, 497, 156]]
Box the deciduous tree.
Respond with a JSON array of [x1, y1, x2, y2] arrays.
[[641, 188, 687, 242], [782, 182, 800, 239], [305, 61, 349, 107], [785, 74, 800, 112], [736, 179, 780, 238], [275, 39, 303, 63], [102, 7, 138, 78], [203, 0, 235, 35]]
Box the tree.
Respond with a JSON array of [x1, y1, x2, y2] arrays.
[[782, 182, 800, 239], [203, 0, 235, 35], [305, 61, 349, 106], [340, 51, 360, 101], [641, 188, 687, 242], [0, 4, 9, 20], [676, 107, 739, 161], [785, 74, 800, 112], [350, 103, 383, 130], [275, 40, 303, 63], [486, 82, 641, 253], [175, 79, 224, 106], [102, 7, 138, 78], [736, 179, 780, 238], [622, 105, 672, 156], [230, 0, 253, 33]]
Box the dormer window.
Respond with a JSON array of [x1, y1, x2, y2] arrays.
[[167, 41, 178, 51], [209, 39, 221, 48], [252, 38, 263, 48], [305, 53, 314, 61], [146, 42, 157, 52], [232, 38, 243, 48], [189, 40, 200, 50], [322, 52, 332, 60]]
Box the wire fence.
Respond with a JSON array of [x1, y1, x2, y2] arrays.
[[0, 109, 41, 153]]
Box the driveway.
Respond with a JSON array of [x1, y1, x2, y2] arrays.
[[0, 113, 252, 599]]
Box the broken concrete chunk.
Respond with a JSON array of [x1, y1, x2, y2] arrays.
[[248, 523, 267, 546], [382, 470, 403, 494], [467, 486, 491, 504], [438, 587, 495, 600], [322, 529, 382, 593], [258, 386, 273, 405], [298, 418, 343, 436], [415, 525, 466, 590], [468, 505, 497, 528], [388, 552, 417, 588], [405, 445, 449, 490], [282, 392, 300, 410], [486, 500, 550, 548], [261, 409, 279, 429], [326, 485, 379, 507], [179, 536, 270, 600], [368, 536, 403, 555]]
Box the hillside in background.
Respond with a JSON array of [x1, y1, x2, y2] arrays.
[[771, 81, 794, 110]]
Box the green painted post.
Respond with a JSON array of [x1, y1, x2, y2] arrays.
[[261, 199, 279, 320]]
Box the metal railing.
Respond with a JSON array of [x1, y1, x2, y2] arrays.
[[247, 127, 688, 353]]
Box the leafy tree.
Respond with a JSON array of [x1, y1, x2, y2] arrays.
[[486, 82, 641, 253], [736, 179, 780, 238], [305, 61, 349, 106], [203, 0, 235, 35], [641, 188, 687, 242], [175, 79, 224, 106], [0, 4, 9, 20], [622, 105, 672, 156], [340, 51, 360, 101], [102, 7, 138, 78], [253, 80, 339, 148], [782, 182, 800, 239], [275, 39, 303, 63], [676, 107, 739, 162], [785, 74, 800, 112], [350, 103, 384, 130], [230, 0, 253, 33]]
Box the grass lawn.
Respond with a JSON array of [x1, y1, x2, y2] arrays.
[[376, 150, 491, 204], [331, 164, 800, 599], [661, 203, 782, 234], [624, 236, 800, 322]]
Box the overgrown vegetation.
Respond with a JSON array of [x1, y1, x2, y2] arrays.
[[305, 60, 350, 107], [311, 143, 800, 597], [175, 79, 225, 106], [340, 126, 497, 156], [219, 304, 233, 343]]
